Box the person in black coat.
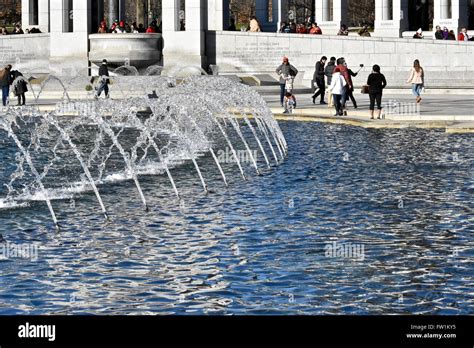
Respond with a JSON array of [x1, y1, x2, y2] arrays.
[[10, 70, 28, 106], [312, 56, 327, 104], [96, 59, 110, 98], [366, 64, 387, 120]]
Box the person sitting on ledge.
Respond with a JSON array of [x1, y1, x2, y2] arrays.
[[458, 27, 470, 41], [448, 30, 456, 40], [279, 21, 290, 33], [1, 27, 9, 35], [146, 24, 156, 33], [413, 28, 424, 39], [113, 21, 126, 33], [137, 24, 145, 33], [442, 26, 449, 39], [228, 18, 237, 31], [248, 16, 261, 32], [110, 19, 119, 32], [289, 21, 297, 33], [304, 16, 312, 31], [296, 23, 307, 34], [358, 25, 371, 37], [98, 20, 107, 33], [337, 24, 349, 36], [13, 25, 24, 35], [130, 22, 139, 34], [434, 25, 443, 39], [309, 22, 322, 35]]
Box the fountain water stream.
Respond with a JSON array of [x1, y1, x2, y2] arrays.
[[0, 74, 287, 225]]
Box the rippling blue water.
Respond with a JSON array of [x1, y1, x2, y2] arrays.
[[0, 122, 473, 315]]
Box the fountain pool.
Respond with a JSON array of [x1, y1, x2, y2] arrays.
[[0, 76, 472, 315]]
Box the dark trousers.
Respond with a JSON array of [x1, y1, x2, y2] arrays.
[[333, 94, 343, 115], [17, 93, 26, 105], [2, 86, 9, 106], [369, 92, 383, 110], [312, 78, 325, 102], [343, 87, 357, 108], [97, 82, 109, 97], [280, 83, 286, 105]]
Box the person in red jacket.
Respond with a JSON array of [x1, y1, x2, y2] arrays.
[[337, 57, 359, 111], [146, 25, 156, 33], [458, 27, 470, 41]]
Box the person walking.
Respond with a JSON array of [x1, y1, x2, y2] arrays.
[[10, 69, 28, 106], [328, 67, 347, 116], [312, 56, 327, 105], [0, 65, 12, 106], [367, 65, 387, 120], [325, 57, 337, 108], [276, 57, 298, 107], [95, 59, 110, 99], [407, 59, 424, 104]]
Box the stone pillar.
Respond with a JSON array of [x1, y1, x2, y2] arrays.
[[315, 0, 348, 34], [162, 0, 207, 72], [273, 0, 288, 30], [382, 0, 392, 20], [21, 0, 31, 28], [38, 0, 50, 32], [207, 0, 230, 31], [137, 0, 147, 26], [440, 0, 452, 18], [108, 0, 119, 25], [119, 0, 126, 21], [49, 0, 92, 75], [322, 0, 331, 21], [375, 0, 409, 37], [434, 0, 469, 37]]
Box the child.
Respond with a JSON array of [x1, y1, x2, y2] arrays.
[[283, 92, 297, 114], [284, 72, 295, 93]]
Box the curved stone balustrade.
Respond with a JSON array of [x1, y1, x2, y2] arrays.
[[89, 34, 163, 69]]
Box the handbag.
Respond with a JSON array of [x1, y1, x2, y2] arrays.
[[361, 85, 369, 94]]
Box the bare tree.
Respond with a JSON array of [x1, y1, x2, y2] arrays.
[[347, 0, 375, 27]]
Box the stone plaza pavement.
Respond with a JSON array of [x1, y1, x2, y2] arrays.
[[8, 77, 474, 133], [258, 86, 474, 133]]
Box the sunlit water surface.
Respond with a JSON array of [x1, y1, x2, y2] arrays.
[[0, 122, 472, 315]]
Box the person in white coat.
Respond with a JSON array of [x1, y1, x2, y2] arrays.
[[328, 66, 347, 116]]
